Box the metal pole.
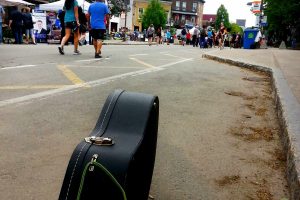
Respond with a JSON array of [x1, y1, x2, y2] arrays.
[[260, 0, 263, 29], [125, 10, 127, 28]]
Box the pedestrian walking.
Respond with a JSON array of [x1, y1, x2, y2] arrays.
[[161, 28, 164, 44], [181, 27, 187, 46], [147, 24, 155, 46], [87, 0, 109, 58], [192, 26, 199, 47], [207, 27, 213, 48], [166, 29, 171, 45], [218, 22, 226, 49], [23, 7, 36, 44], [0, 4, 5, 44], [58, 0, 81, 55], [199, 27, 207, 48], [78, 6, 87, 45], [9, 6, 23, 44], [186, 30, 191, 45], [58, 10, 66, 44], [156, 27, 161, 45]]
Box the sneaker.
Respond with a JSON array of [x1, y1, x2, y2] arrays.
[[73, 50, 81, 55], [58, 46, 64, 55], [95, 53, 102, 58]]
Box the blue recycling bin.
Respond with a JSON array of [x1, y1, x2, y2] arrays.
[[243, 29, 259, 49]]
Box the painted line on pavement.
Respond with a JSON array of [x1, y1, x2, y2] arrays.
[[70, 66, 143, 69], [0, 58, 192, 107], [129, 57, 156, 68], [159, 58, 193, 68], [57, 65, 86, 85], [0, 85, 69, 90], [163, 53, 187, 60], [129, 54, 148, 56], [1, 65, 37, 70], [75, 58, 110, 62]]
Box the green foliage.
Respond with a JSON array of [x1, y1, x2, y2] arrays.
[[229, 23, 243, 34], [85, 0, 128, 16], [170, 27, 176, 35], [142, 0, 167, 29], [215, 4, 230, 30], [264, 0, 300, 41]]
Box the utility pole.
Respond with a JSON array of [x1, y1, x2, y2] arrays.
[[259, 0, 264, 29], [124, 0, 129, 28]]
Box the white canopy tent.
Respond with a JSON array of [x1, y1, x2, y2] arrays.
[[0, 0, 34, 6], [38, 0, 90, 12]]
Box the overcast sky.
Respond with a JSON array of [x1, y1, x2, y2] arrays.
[[203, 0, 257, 27]]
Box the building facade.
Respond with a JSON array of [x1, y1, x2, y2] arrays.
[[171, 0, 205, 28], [131, 0, 172, 32], [202, 14, 216, 27]]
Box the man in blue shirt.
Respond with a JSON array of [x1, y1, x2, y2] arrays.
[[88, 0, 109, 58]]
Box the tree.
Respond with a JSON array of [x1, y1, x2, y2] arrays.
[[215, 4, 230, 31], [142, 0, 167, 29], [264, 0, 300, 44], [229, 23, 243, 35], [109, 0, 130, 17], [85, 0, 129, 16]]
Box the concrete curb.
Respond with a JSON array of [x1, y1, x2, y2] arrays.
[[203, 53, 300, 200]]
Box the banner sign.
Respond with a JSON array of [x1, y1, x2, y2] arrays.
[[32, 10, 47, 41]]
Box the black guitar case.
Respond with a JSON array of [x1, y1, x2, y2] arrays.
[[59, 89, 159, 200]]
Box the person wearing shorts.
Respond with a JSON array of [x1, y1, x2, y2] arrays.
[[88, 0, 109, 58], [58, 0, 80, 55], [23, 7, 36, 44], [147, 24, 155, 46]]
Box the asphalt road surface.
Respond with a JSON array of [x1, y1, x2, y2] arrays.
[[0, 44, 288, 199]]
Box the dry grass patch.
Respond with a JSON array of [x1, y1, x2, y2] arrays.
[[255, 108, 268, 116], [230, 126, 274, 142], [215, 175, 241, 186], [225, 91, 258, 101], [256, 188, 273, 200]]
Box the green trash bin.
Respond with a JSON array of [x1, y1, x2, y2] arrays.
[[243, 29, 259, 49]]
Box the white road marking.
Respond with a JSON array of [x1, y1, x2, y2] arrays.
[[75, 58, 110, 62], [0, 58, 192, 108], [1, 65, 37, 70], [163, 53, 187, 60], [129, 58, 156, 68], [69, 66, 143, 69], [159, 51, 169, 54], [159, 58, 193, 68], [129, 54, 148, 56]]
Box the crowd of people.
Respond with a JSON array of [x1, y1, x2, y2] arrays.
[[140, 22, 242, 50], [2, 7, 37, 44], [57, 0, 109, 58], [0, 0, 244, 58]]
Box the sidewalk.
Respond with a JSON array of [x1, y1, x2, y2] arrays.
[[203, 48, 300, 199]]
